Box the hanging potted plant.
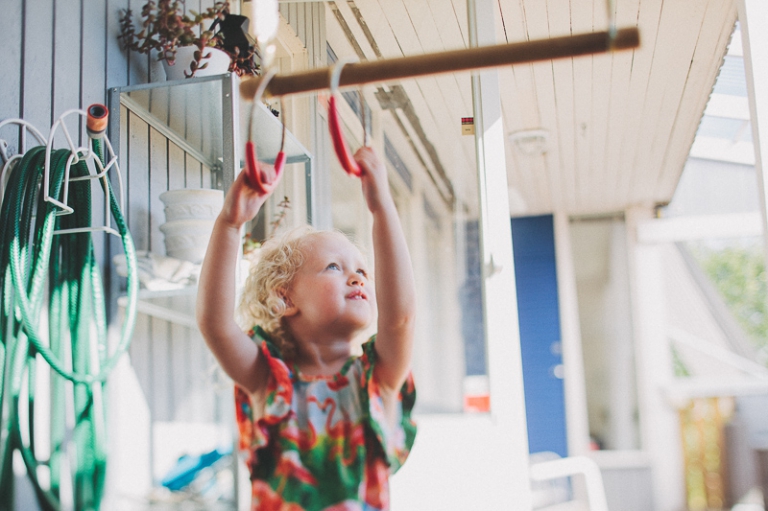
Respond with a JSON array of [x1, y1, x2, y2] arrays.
[[118, 0, 260, 79]]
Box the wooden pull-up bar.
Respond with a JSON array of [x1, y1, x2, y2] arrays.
[[241, 27, 639, 100]]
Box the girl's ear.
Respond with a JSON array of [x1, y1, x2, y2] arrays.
[[281, 289, 298, 317]]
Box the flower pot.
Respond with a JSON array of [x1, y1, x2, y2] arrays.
[[162, 46, 231, 80], [159, 219, 217, 264], [158, 188, 223, 263], [159, 189, 224, 222]]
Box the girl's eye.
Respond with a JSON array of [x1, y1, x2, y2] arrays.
[[357, 269, 367, 278], [326, 263, 340, 270]]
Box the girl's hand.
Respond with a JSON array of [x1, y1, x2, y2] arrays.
[[354, 147, 392, 213], [219, 164, 282, 228]]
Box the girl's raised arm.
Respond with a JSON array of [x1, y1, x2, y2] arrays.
[[196, 169, 277, 393], [355, 147, 417, 392]]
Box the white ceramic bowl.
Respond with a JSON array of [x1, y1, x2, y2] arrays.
[[159, 188, 224, 223], [159, 219, 216, 263]]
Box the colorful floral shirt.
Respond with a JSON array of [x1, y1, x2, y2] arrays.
[[235, 327, 417, 511]]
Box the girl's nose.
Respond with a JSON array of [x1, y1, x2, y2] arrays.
[[348, 274, 364, 286]]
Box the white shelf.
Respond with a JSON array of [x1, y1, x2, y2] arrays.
[[113, 76, 313, 328], [118, 287, 198, 329]]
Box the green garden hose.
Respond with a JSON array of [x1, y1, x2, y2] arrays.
[[0, 131, 139, 511]]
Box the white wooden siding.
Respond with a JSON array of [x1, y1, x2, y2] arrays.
[[121, 101, 219, 422], [0, 0, 232, 471]]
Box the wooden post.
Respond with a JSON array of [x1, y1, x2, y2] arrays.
[[241, 27, 640, 100]]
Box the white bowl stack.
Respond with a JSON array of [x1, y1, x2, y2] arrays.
[[159, 189, 224, 264]]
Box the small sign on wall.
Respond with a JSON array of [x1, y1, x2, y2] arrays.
[[461, 117, 475, 135]]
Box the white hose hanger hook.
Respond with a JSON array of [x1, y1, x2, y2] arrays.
[[42, 108, 125, 237], [0, 119, 48, 198]]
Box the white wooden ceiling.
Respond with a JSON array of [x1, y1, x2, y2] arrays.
[[322, 0, 738, 217]]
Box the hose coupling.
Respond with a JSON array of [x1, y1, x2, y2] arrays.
[[86, 104, 109, 139]]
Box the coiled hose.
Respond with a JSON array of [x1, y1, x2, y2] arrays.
[[0, 135, 139, 510]]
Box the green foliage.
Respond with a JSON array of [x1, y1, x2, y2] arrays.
[[691, 243, 768, 363], [118, 1, 228, 63], [118, 0, 260, 77]]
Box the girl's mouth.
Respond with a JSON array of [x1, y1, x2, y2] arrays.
[[346, 289, 367, 300]]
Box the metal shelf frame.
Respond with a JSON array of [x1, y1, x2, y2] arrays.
[[108, 73, 314, 328]]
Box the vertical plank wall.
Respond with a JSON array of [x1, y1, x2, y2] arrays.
[[0, 0, 328, 504], [0, 0, 231, 496], [120, 98, 219, 424]]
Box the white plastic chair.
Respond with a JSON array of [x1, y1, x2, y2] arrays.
[[529, 453, 609, 511]]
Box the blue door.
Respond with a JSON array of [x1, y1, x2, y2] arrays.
[[511, 215, 568, 457]]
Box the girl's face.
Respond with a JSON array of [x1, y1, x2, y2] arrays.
[[284, 232, 375, 336]]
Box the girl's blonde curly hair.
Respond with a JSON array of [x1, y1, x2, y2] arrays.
[[237, 226, 355, 359]]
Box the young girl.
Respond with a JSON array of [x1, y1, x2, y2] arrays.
[[196, 146, 417, 510]]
